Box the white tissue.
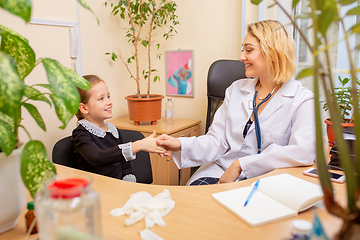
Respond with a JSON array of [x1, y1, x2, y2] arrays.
[[110, 189, 175, 228], [140, 228, 165, 240]]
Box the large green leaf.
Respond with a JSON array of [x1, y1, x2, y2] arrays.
[[42, 58, 80, 115], [0, 111, 14, 129], [0, 25, 35, 79], [0, 119, 16, 155], [24, 85, 51, 106], [58, 64, 91, 90], [22, 102, 46, 131], [50, 94, 73, 129], [0, 0, 31, 22], [21, 140, 56, 198], [0, 51, 25, 117]]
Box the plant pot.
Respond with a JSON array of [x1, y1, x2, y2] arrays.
[[324, 118, 355, 146], [0, 143, 26, 234], [125, 94, 164, 125]]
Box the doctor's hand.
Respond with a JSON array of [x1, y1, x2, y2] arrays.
[[218, 159, 242, 184], [156, 134, 181, 157]]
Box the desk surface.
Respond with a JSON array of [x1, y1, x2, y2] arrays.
[[1, 165, 345, 240], [108, 117, 201, 135]]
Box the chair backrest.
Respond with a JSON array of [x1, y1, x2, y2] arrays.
[[119, 129, 153, 184], [52, 130, 153, 184], [52, 136, 78, 168], [206, 59, 246, 132]]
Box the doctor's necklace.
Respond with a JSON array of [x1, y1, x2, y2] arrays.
[[256, 84, 278, 101]]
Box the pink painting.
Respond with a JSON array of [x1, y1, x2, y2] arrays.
[[165, 50, 193, 97]]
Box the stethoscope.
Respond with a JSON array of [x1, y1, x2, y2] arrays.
[[252, 84, 278, 154]]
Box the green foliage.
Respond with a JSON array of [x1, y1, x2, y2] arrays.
[[104, 0, 179, 97], [252, 0, 360, 221], [0, 0, 95, 198], [322, 76, 360, 121]]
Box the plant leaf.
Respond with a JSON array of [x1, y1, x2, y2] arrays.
[[50, 94, 74, 129], [21, 140, 57, 198], [0, 119, 17, 156], [296, 67, 313, 79], [339, 0, 358, 6], [22, 102, 46, 131], [250, 0, 263, 5], [24, 85, 51, 106], [292, 0, 300, 8], [76, 0, 99, 25], [42, 58, 80, 115], [346, 5, 360, 16], [57, 64, 91, 91], [318, 3, 337, 36], [0, 25, 36, 79], [0, 0, 31, 22], [0, 51, 25, 117]]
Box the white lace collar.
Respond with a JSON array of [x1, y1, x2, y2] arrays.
[[78, 119, 119, 139]]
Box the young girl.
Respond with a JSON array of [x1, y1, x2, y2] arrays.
[[72, 75, 165, 182]]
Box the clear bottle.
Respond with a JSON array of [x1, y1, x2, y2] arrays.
[[165, 98, 174, 123], [25, 201, 38, 234], [34, 178, 102, 240]]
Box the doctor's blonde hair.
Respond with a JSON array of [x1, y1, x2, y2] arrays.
[[247, 20, 296, 84]]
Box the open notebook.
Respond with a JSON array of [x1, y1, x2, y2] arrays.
[[212, 173, 324, 227]]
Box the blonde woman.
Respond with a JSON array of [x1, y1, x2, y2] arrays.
[[157, 20, 316, 185]]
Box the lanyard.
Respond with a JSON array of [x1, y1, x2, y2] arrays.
[[252, 84, 278, 154]]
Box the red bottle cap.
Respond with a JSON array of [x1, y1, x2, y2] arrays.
[[48, 178, 89, 199]]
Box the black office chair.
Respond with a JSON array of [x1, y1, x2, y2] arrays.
[[206, 59, 247, 132], [52, 136, 78, 169], [190, 60, 246, 176], [52, 129, 153, 184]]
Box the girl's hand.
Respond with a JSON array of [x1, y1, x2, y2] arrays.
[[218, 159, 242, 184], [132, 131, 167, 154]]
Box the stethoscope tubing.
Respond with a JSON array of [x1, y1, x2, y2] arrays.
[[252, 84, 278, 154]]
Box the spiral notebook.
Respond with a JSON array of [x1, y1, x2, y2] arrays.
[[212, 173, 324, 227]]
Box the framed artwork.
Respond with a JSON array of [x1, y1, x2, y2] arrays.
[[165, 50, 194, 97]]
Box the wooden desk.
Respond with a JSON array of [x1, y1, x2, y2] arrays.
[[108, 117, 201, 186], [1, 165, 345, 240]]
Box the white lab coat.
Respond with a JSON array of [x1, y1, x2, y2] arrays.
[[172, 77, 316, 185]]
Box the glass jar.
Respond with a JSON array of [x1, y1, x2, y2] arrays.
[[34, 178, 102, 239]]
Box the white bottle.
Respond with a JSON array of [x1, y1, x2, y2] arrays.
[[165, 98, 174, 123]]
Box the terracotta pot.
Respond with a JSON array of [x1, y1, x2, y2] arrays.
[[125, 94, 164, 125], [324, 118, 355, 146]]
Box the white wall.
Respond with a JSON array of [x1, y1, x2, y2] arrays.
[[1, 0, 243, 160]]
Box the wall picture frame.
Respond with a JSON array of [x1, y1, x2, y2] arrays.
[[165, 50, 194, 97]]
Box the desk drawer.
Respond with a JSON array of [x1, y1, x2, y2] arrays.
[[170, 124, 200, 138]]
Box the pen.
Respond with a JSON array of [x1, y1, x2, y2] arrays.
[[244, 179, 260, 207]]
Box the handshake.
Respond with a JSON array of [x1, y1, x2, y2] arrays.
[[132, 130, 182, 157]]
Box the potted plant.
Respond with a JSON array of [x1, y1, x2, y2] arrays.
[[104, 0, 179, 125], [323, 76, 360, 146], [0, 0, 95, 233], [251, 0, 360, 238]]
